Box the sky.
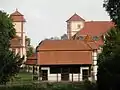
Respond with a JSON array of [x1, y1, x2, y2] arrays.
[[0, 0, 110, 47]]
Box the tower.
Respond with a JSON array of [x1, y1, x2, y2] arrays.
[[66, 13, 85, 39], [10, 9, 26, 61]]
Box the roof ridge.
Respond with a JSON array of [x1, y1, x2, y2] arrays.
[[66, 13, 85, 22]]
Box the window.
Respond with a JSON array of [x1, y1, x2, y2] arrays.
[[77, 24, 81, 29], [79, 36, 84, 40], [70, 67, 80, 73], [50, 67, 61, 74], [82, 69, 89, 80], [93, 36, 99, 41]]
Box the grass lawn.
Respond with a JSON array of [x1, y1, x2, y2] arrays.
[[17, 72, 33, 81], [7, 71, 34, 85]]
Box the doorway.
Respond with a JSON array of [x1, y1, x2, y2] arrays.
[[82, 69, 89, 80], [41, 70, 48, 80], [61, 67, 69, 81]]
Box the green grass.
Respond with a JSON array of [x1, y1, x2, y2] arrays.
[[7, 72, 34, 85], [17, 72, 33, 81]]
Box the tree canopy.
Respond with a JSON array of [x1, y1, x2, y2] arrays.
[[97, 28, 120, 90], [103, 0, 120, 27], [0, 10, 23, 84], [97, 0, 120, 90]]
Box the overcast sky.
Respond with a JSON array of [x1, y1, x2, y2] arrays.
[[0, 0, 110, 47]]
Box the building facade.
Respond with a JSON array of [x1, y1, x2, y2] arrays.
[[10, 9, 27, 62], [25, 13, 114, 82]]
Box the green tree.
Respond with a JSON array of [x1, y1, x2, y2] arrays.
[[97, 27, 120, 90], [26, 46, 35, 57], [97, 1, 120, 90], [0, 10, 23, 84], [26, 37, 35, 57], [103, 0, 120, 27]]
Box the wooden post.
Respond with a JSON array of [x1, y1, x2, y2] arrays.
[[57, 72, 58, 82], [78, 73, 80, 82], [72, 72, 73, 82]]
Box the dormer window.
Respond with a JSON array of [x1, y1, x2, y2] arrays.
[[93, 36, 99, 41], [79, 36, 84, 40]]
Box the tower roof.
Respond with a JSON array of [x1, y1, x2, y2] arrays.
[[66, 13, 85, 22], [10, 9, 26, 22]]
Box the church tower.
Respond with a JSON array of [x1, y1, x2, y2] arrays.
[[66, 13, 85, 39], [10, 9, 26, 61]]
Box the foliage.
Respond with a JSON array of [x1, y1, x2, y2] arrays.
[[61, 34, 68, 40], [97, 27, 120, 90], [0, 10, 23, 84], [103, 0, 120, 27], [0, 81, 97, 90], [26, 46, 34, 57], [26, 37, 35, 57], [44, 34, 68, 40], [97, 0, 120, 90]]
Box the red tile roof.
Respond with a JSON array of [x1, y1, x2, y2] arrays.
[[37, 51, 92, 65], [76, 21, 114, 36], [37, 40, 97, 51], [37, 40, 98, 65], [66, 13, 85, 22], [10, 9, 26, 22], [25, 53, 37, 65], [10, 36, 22, 48]]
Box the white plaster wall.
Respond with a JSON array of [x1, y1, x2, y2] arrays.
[[93, 57, 97, 61], [13, 21, 26, 62], [48, 74, 57, 81], [93, 51, 97, 57], [13, 22, 22, 33], [70, 21, 84, 31], [16, 33, 22, 37], [69, 74, 72, 81], [93, 66, 98, 80], [92, 50, 98, 80], [67, 21, 84, 37], [73, 74, 79, 81], [93, 60, 97, 65], [71, 31, 78, 36], [70, 21, 84, 36], [58, 74, 61, 81]]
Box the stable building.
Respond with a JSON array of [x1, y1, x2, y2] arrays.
[[25, 13, 114, 82], [36, 40, 98, 81]]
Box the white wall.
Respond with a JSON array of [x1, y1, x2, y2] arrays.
[[92, 50, 98, 80], [13, 21, 26, 62], [41, 66, 90, 82], [67, 21, 84, 38]]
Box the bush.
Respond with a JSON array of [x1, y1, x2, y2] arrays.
[[0, 81, 97, 90]]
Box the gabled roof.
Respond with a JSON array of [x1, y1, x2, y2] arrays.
[[11, 9, 23, 16], [25, 53, 37, 65], [37, 40, 98, 51], [38, 51, 92, 65], [75, 21, 114, 36], [10, 36, 22, 48], [10, 9, 26, 22], [66, 13, 85, 22]]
